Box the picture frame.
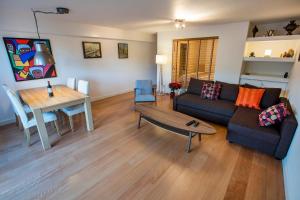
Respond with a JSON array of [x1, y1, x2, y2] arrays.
[[3, 37, 57, 82], [118, 43, 128, 59], [82, 41, 102, 58]]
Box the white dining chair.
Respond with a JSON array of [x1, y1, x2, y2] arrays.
[[6, 89, 60, 145], [2, 84, 32, 130], [61, 80, 89, 132], [67, 77, 76, 90]]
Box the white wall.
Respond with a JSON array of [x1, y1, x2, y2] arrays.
[[0, 21, 156, 125], [156, 21, 249, 90], [283, 41, 300, 200]]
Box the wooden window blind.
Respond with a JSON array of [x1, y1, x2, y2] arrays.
[[172, 37, 218, 87]]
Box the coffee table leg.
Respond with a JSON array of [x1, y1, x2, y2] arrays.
[[198, 133, 201, 141], [185, 132, 193, 153], [138, 113, 142, 129]]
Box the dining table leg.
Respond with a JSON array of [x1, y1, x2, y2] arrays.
[[84, 96, 94, 131], [32, 108, 51, 150]]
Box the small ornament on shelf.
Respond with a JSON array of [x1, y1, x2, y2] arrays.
[[249, 52, 255, 57], [266, 30, 275, 37], [284, 72, 289, 79], [252, 25, 258, 37], [283, 20, 300, 35], [281, 49, 295, 58]]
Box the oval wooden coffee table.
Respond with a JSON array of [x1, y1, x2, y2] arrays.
[[135, 104, 216, 152]]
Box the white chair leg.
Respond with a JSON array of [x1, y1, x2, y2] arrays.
[[24, 128, 31, 146], [69, 116, 75, 132], [54, 120, 61, 136], [16, 115, 24, 131]]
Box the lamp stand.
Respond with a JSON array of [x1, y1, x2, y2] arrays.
[[157, 64, 164, 95]]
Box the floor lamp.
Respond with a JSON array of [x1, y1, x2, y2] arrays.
[[156, 55, 166, 95]]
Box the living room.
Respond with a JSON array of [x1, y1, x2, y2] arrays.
[[0, 0, 300, 199]]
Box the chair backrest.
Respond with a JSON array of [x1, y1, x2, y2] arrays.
[[2, 84, 18, 115], [78, 80, 89, 95], [6, 89, 28, 126], [135, 80, 152, 95], [67, 77, 76, 90]]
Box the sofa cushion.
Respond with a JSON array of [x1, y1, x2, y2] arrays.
[[235, 87, 265, 109], [259, 103, 289, 126], [228, 107, 280, 144], [242, 84, 281, 109], [187, 78, 213, 95], [201, 82, 221, 100], [176, 93, 236, 117], [216, 81, 239, 102]]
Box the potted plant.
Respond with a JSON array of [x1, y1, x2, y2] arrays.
[[169, 82, 182, 98]]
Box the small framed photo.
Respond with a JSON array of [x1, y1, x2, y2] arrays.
[[118, 43, 128, 59], [82, 42, 102, 58]]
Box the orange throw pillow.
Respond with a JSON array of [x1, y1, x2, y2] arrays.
[[235, 87, 265, 109]]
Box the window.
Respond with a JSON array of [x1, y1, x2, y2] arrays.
[[172, 37, 218, 87]]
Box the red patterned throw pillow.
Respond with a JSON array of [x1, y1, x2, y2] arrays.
[[201, 83, 221, 100], [259, 103, 289, 127]]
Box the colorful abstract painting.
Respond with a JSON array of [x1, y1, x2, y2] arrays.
[[3, 37, 57, 82]]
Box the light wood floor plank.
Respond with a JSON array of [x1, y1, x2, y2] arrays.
[[0, 93, 285, 200]]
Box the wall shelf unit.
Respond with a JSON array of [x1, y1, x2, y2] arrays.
[[247, 35, 300, 42], [243, 57, 295, 63], [240, 74, 288, 83]]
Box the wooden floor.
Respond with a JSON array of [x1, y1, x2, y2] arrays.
[[0, 93, 285, 200]]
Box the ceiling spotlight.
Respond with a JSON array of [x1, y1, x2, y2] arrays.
[[174, 19, 186, 29]]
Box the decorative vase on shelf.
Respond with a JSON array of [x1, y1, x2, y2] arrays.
[[252, 25, 258, 37], [284, 20, 300, 35]]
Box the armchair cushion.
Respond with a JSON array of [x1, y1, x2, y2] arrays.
[[135, 94, 155, 102]]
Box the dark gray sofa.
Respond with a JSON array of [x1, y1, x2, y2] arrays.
[[173, 78, 298, 159]]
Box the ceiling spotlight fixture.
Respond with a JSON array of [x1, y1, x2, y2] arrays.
[[32, 7, 70, 66], [174, 19, 186, 29]]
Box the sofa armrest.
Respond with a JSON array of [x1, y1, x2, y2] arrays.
[[173, 92, 187, 111], [275, 98, 298, 159]]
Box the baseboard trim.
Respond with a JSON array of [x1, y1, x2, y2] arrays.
[[0, 117, 15, 126], [91, 89, 132, 102]]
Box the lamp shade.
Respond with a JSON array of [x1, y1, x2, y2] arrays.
[[33, 43, 55, 66], [155, 55, 166, 64]]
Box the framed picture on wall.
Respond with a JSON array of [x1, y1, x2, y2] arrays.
[[3, 37, 57, 82], [118, 43, 128, 59], [82, 41, 102, 58]]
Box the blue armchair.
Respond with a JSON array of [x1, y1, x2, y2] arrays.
[[134, 80, 156, 104]]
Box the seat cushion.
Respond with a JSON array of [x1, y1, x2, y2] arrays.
[[61, 104, 85, 116], [176, 93, 236, 117], [187, 78, 213, 95], [228, 107, 280, 144], [135, 95, 155, 102], [216, 81, 239, 102], [26, 112, 57, 128]]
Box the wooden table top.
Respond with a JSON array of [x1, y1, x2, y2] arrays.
[[135, 104, 216, 135], [19, 85, 87, 110]]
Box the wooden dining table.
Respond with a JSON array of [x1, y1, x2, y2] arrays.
[[18, 85, 94, 151]]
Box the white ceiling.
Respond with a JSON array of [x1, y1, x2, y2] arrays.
[[1, 0, 300, 33]]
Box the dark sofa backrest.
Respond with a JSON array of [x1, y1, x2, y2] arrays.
[[187, 78, 213, 95], [216, 81, 239, 102], [187, 79, 281, 108]]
